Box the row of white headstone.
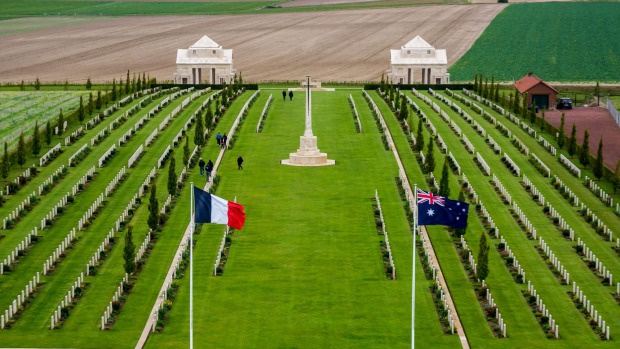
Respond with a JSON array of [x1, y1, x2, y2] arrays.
[[160, 194, 172, 215], [486, 135, 502, 155], [49, 272, 84, 329], [213, 228, 230, 276], [71, 165, 96, 197], [0, 272, 40, 329], [419, 231, 455, 334], [128, 145, 144, 169], [42, 228, 77, 275], [512, 135, 530, 156], [538, 237, 570, 284], [530, 153, 551, 177], [77, 193, 104, 231], [11, 167, 32, 189], [158, 115, 172, 131], [546, 203, 574, 240], [133, 229, 152, 266], [64, 126, 84, 146], [482, 110, 497, 126], [2, 191, 36, 229], [363, 91, 392, 148], [100, 273, 129, 330], [475, 152, 491, 176], [576, 237, 613, 285], [99, 144, 117, 167], [498, 236, 526, 282], [436, 134, 448, 153], [462, 172, 497, 235], [1, 227, 37, 274], [346, 94, 361, 134], [485, 288, 507, 337], [86, 229, 116, 276], [559, 154, 581, 178], [157, 145, 172, 169], [502, 153, 521, 176], [525, 280, 559, 338], [538, 135, 557, 156], [118, 127, 134, 147], [511, 202, 537, 239], [449, 118, 462, 138], [523, 174, 547, 206], [105, 166, 126, 197], [584, 176, 614, 207], [428, 173, 439, 193], [375, 190, 395, 279], [571, 281, 610, 340], [90, 126, 109, 147], [447, 152, 461, 175], [68, 143, 89, 167], [578, 204, 613, 242], [145, 129, 159, 148], [125, 103, 140, 118], [461, 134, 475, 154], [37, 165, 66, 195], [109, 113, 127, 131], [472, 119, 486, 138], [495, 120, 512, 138], [491, 174, 512, 205], [115, 193, 140, 232], [39, 192, 71, 230], [39, 143, 62, 167], [551, 175, 579, 206]]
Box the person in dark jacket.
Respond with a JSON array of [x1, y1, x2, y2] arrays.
[[237, 155, 244, 170], [198, 158, 205, 176], [221, 134, 228, 149], [282, 90, 286, 101], [206, 159, 213, 180], [288, 90, 294, 101]]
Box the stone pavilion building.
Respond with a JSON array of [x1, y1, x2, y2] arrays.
[[388, 35, 449, 85], [173, 35, 235, 85]]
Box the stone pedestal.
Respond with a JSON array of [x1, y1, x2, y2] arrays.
[[281, 135, 335, 166]]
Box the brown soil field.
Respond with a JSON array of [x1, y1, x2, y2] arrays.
[[0, 4, 505, 84], [545, 107, 620, 169]]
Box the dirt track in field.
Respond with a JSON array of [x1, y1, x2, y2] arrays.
[[0, 4, 505, 84]]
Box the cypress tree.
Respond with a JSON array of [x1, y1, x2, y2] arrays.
[[168, 152, 177, 196], [137, 74, 142, 92], [125, 70, 130, 95], [2, 143, 10, 180], [473, 73, 478, 94], [425, 137, 435, 174], [123, 225, 136, 274], [64, 79, 68, 91], [131, 73, 136, 93], [45, 121, 52, 146], [439, 158, 451, 198], [613, 160, 620, 194], [96, 90, 102, 110], [86, 77, 92, 90], [88, 92, 94, 115], [380, 73, 386, 92], [183, 137, 190, 166], [34, 77, 41, 91], [17, 132, 26, 168], [489, 75, 495, 100], [415, 117, 424, 151], [579, 129, 590, 167], [143, 72, 147, 88], [204, 103, 213, 131], [494, 83, 500, 103], [521, 92, 528, 119], [540, 110, 546, 131], [147, 184, 159, 231], [529, 106, 536, 124], [111, 78, 117, 101], [483, 78, 489, 99], [557, 113, 566, 148], [78, 95, 85, 121], [194, 112, 205, 146], [399, 99, 408, 121], [568, 123, 577, 156], [513, 90, 520, 115], [32, 120, 41, 155], [477, 233, 490, 281], [57, 109, 64, 135], [593, 138, 604, 180], [20, 80, 25, 91]]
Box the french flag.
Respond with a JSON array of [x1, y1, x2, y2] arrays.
[[193, 186, 246, 230]]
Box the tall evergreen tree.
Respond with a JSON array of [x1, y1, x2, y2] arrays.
[[579, 129, 590, 167], [521, 92, 528, 119], [593, 138, 604, 180], [513, 90, 520, 115], [183, 137, 190, 166], [529, 106, 536, 124], [489, 75, 495, 100], [78, 95, 85, 121], [88, 92, 94, 115], [131, 73, 136, 93], [415, 117, 424, 151], [143, 72, 147, 88], [20, 80, 25, 91], [473, 73, 478, 94], [540, 110, 546, 131], [123, 225, 136, 274], [204, 103, 213, 131], [380, 73, 386, 92], [34, 77, 41, 91], [86, 77, 92, 90], [57, 108, 64, 135], [17, 132, 26, 168], [494, 83, 500, 103], [477, 232, 490, 281], [194, 113, 205, 146], [167, 152, 177, 197], [2, 143, 10, 180], [64, 79, 68, 91], [425, 137, 435, 174], [439, 158, 451, 198], [32, 120, 41, 155], [557, 113, 566, 149], [147, 184, 159, 231], [137, 74, 142, 92], [96, 90, 102, 110], [399, 99, 408, 121], [483, 77, 489, 99], [45, 121, 52, 146], [567, 123, 577, 157], [125, 70, 130, 95], [111, 78, 117, 101]]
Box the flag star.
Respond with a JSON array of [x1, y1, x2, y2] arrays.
[[456, 202, 460, 206], [427, 209, 435, 216]]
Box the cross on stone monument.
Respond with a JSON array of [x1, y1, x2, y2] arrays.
[[281, 76, 335, 166]]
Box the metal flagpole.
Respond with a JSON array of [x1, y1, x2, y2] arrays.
[[190, 183, 194, 349], [412, 184, 417, 349]]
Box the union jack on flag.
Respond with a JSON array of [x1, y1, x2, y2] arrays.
[[417, 188, 445, 206]]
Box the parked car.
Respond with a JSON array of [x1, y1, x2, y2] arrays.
[[557, 97, 572, 109]]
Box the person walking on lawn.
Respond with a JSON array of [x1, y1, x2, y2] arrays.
[[237, 155, 244, 170]]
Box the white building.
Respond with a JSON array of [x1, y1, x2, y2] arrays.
[[173, 35, 235, 85], [388, 35, 449, 85]]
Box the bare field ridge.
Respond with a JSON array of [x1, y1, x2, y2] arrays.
[[0, 4, 505, 83]]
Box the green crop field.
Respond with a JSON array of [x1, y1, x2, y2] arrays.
[[0, 80, 619, 348], [449, 2, 620, 83]]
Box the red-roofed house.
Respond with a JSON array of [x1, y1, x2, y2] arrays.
[[513, 72, 558, 110]]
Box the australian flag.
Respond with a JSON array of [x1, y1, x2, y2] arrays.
[[417, 189, 469, 229]]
